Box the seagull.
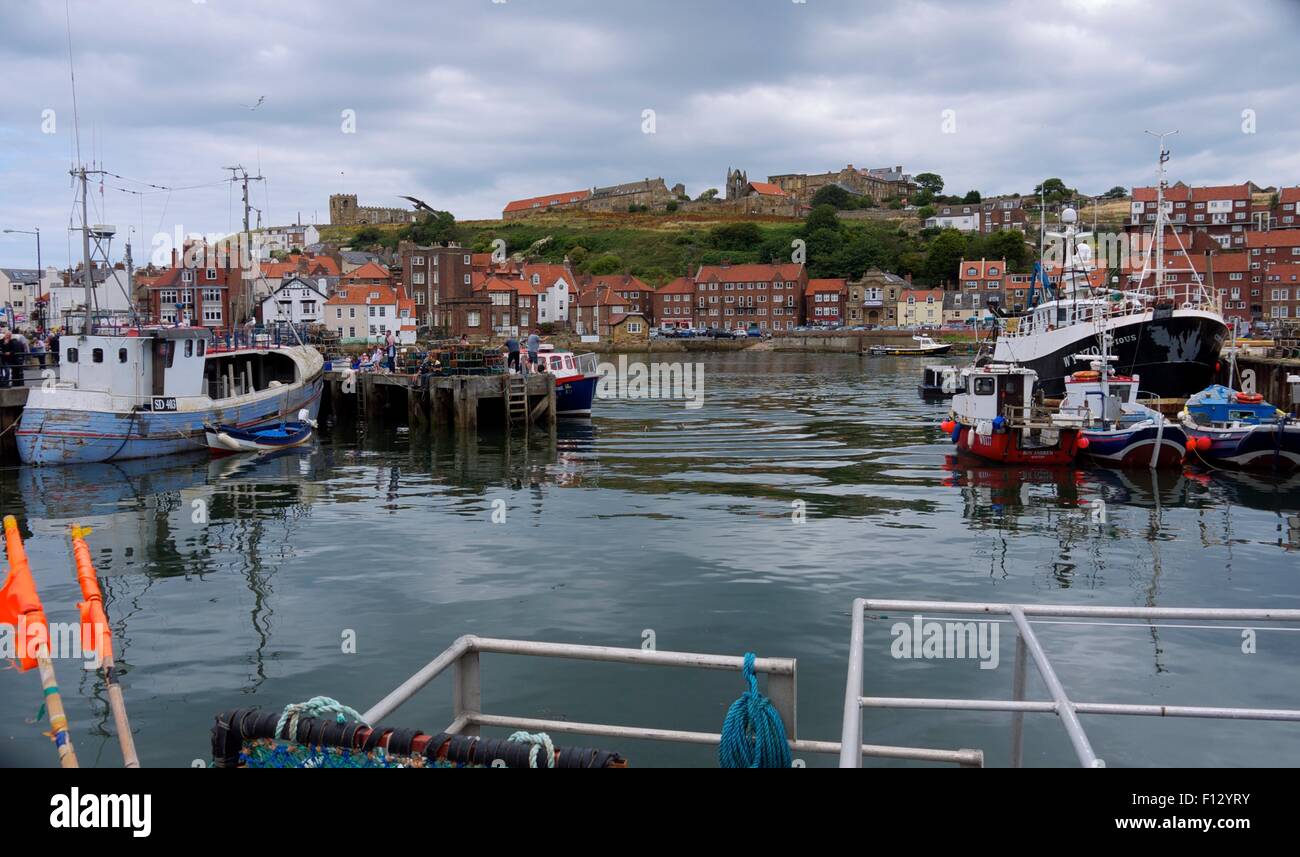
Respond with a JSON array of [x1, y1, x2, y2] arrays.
[[242, 96, 266, 111]]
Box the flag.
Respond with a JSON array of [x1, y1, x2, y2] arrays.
[[1, 516, 49, 671]]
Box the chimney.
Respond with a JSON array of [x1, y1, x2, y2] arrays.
[[904, 273, 913, 284]]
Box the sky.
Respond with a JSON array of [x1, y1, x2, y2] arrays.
[[1, 0, 1298, 267]]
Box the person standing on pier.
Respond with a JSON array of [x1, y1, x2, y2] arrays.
[[527, 329, 541, 370], [504, 335, 521, 373], [384, 330, 397, 372], [0, 329, 12, 388], [31, 331, 47, 368]]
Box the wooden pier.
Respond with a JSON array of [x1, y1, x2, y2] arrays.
[[0, 387, 29, 465], [322, 370, 557, 435]]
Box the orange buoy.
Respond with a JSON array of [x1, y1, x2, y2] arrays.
[[1077, 435, 1090, 450], [1233, 392, 1263, 404], [941, 420, 955, 433], [1071, 370, 1101, 382], [1199, 436, 1213, 451]]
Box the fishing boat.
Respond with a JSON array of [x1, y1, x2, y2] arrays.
[[204, 410, 316, 455], [919, 364, 962, 398], [17, 327, 324, 465], [1058, 358, 1187, 469], [944, 363, 1087, 465], [533, 344, 599, 417], [1179, 385, 1300, 473], [869, 335, 952, 357], [991, 141, 1227, 399]]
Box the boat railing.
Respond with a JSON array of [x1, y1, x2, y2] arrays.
[[575, 352, 601, 378], [841, 598, 1300, 768], [1000, 283, 1220, 340], [1, 354, 60, 387], [363, 635, 983, 768]]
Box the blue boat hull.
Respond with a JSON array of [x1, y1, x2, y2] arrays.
[[1082, 423, 1187, 468], [555, 375, 597, 417], [1184, 422, 1300, 473], [16, 378, 323, 466]]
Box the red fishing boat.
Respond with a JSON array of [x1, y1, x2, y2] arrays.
[[943, 364, 1087, 465]]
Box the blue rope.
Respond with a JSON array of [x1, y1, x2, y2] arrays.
[[719, 652, 792, 769]]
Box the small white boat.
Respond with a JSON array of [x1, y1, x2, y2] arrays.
[[870, 335, 953, 357]]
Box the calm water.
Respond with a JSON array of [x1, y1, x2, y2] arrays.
[[2, 352, 1299, 768]]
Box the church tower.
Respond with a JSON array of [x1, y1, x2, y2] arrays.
[[726, 168, 749, 202]]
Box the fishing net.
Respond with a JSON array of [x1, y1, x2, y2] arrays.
[[211, 709, 625, 769]]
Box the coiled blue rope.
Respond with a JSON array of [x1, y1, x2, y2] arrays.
[[719, 652, 792, 768]]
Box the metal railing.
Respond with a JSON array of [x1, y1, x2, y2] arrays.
[[1, 355, 60, 388], [364, 635, 983, 768], [841, 598, 1300, 768]]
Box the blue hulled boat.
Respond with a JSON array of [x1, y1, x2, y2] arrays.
[[533, 344, 599, 417], [17, 327, 323, 466], [1180, 385, 1300, 473], [1060, 368, 1187, 468]]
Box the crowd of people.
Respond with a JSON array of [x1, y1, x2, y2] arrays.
[[0, 327, 59, 388]]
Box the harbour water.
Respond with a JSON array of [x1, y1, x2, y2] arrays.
[[2, 351, 1298, 767]]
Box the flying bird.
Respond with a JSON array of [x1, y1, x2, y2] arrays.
[[242, 96, 266, 111]]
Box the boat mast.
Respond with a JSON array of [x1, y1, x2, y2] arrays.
[[1145, 130, 1177, 299]]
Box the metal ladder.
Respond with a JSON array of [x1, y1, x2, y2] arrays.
[[506, 374, 528, 428]]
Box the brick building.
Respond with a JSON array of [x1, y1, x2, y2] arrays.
[[400, 242, 477, 333], [767, 164, 915, 205], [847, 269, 909, 326], [147, 248, 238, 329], [980, 197, 1030, 234], [1128, 183, 1262, 249], [693, 262, 807, 332], [655, 277, 696, 329], [1262, 263, 1300, 323], [804, 278, 847, 326]]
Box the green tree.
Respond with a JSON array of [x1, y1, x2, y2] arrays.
[[353, 226, 382, 246], [804, 204, 841, 234], [696, 188, 719, 202], [587, 253, 623, 275], [918, 205, 936, 220], [982, 229, 1029, 272], [1102, 186, 1128, 199], [666, 200, 679, 213], [915, 173, 944, 196], [401, 210, 457, 245], [963, 190, 982, 203], [1034, 178, 1073, 204], [922, 229, 966, 284], [710, 221, 763, 251], [912, 188, 935, 207], [811, 184, 854, 210]]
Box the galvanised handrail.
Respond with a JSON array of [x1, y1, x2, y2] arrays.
[[841, 598, 1300, 768]]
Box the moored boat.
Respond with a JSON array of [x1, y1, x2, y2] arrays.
[[533, 344, 599, 417], [204, 410, 316, 455], [870, 335, 952, 357], [1060, 366, 1187, 468], [944, 363, 1087, 465], [17, 327, 323, 465], [919, 364, 961, 398], [1180, 385, 1300, 473]]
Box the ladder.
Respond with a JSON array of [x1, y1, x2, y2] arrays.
[[355, 375, 367, 431], [506, 374, 528, 428]]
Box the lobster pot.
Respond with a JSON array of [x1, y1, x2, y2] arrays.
[[210, 709, 626, 769]]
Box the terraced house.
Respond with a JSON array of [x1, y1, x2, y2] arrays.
[[1128, 183, 1264, 249], [655, 277, 696, 329], [897, 288, 943, 328], [692, 262, 808, 332], [805, 279, 847, 325]]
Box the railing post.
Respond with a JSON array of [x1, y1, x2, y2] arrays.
[[454, 649, 481, 737], [1010, 633, 1027, 768], [839, 599, 866, 768]]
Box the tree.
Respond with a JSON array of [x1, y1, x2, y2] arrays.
[[666, 200, 679, 213], [918, 205, 936, 220], [1033, 178, 1074, 204], [401, 210, 457, 245], [811, 184, 854, 210], [709, 221, 763, 251], [963, 190, 982, 203], [912, 188, 935, 207], [1102, 186, 1128, 199], [915, 173, 944, 196], [922, 229, 966, 284], [587, 253, 623, 275], [981, 229, 1029, 272], [353, 226, 382, 246], [696, 188, 720, 202], [804, 204, 841, 234]]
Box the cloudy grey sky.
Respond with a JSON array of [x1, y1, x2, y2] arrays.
[[1, 0, 1298, 266]]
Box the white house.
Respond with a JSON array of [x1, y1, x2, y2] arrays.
[[924, 204, 981, 232], [523, 263, 575, 328], [45, 269, 133, 330], [260, 276, 328, 325], [0, 267, 62, 327], [253, 224, 321, 260]]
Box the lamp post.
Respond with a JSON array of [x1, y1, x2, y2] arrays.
[[3, 227, 41, 330], [3, 227, 42, 279]]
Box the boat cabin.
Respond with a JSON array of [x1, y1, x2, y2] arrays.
[[1185, 385, 1282, 428], [1061, 371, 1139, 422], [58, 328, 305, 406]]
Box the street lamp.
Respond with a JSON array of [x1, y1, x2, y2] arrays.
[[3, 227, 41, 330], [2, 227, 42, 278]]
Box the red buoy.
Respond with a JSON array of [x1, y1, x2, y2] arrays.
[[1077, 435, 1090, 450]]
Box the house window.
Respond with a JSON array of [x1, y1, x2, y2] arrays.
[[467, 311, 480, 327]]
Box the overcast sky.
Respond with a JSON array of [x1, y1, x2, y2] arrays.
[[1, 0, 1298, 267]]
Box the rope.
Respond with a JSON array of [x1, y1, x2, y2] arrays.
[[719, 652, 791, 769], [507, 731, 555, 768], [276, 696, 368, 741]]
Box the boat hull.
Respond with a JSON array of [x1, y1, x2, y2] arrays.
[[871, 345, 952, 356], [16, 377, 323, 466], [205, 422, 314, 456], [555, 375, 598, 417], [1081, 423, 1187, 468], [994, 309, 1226, 398], [1183, 421, 1300, 473], [953, 424, 1081, 465]]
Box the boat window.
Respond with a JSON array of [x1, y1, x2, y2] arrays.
[[1229, 410, 1257, 422], [185, 339, 193, 358], [118, 348, 128, 363], [197, 339, 206, 356], [67, 347, 78, 363], [564, 356, 574, 370], [974, 377, 996, 396], [550, 356, 563, 370], [164, 340, 175, 369], [92, 348, 104, 363]]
